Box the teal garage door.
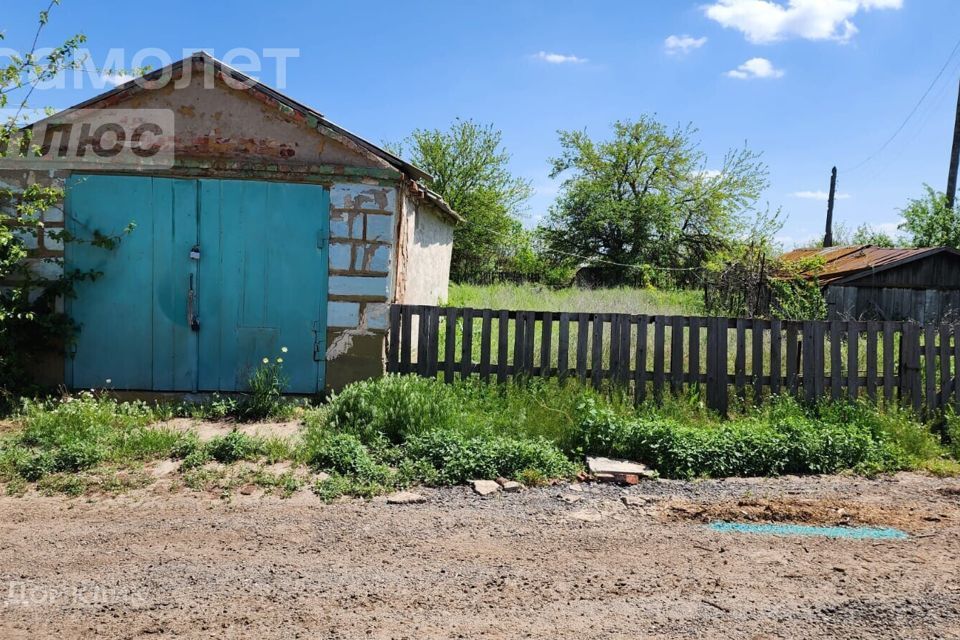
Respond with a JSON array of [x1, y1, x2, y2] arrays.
[[65, 175, 329, 393]]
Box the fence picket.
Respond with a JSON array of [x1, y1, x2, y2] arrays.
[[496, 309, 509, 383], [557, 312, 570, 383], [591, 314, 604, 389], [635, 316, 648, 405], [671, 316, 684, 395], [399, 305, 413, 374], [479, 309, 492, 382], [461, 308, 474, 379], [883, 321, 896, 404], [770, 319, 782, 395], [866, 321, 879, 401], [735, 319, 746, 401], [689, 317, 701, 387], [786, 323, 799, 396], [576, 313, 588, 383], [925, 324, 937, 412], [653, 316, 666, 402], [387, 305, 401, 373], [445, 307, 457, 383], [541, 312, 553, 377], [848, 321, 860, 400], [830, 320, 842, 400], [752, 319, 765, 403]]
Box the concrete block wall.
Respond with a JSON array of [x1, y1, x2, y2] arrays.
[[324, 182, 398, 389]]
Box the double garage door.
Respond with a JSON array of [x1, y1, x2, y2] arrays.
[[65, 175, 329, 393]]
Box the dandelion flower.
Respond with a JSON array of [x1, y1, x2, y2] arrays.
[[262, 357, 269, 364], [105, 379, 112, 384], [276, 357, 284, 364], [281, 346, 288, 353]]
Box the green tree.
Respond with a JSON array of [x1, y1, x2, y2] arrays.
[[898, 184, 960, 248], [1, 2, 85, 404], [390, 119, 532, 281], [851, 223, 895, 247], [540, 117, 768, 287]]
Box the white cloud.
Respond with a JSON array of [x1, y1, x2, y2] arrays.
[[533, 51, 587, 64], [790, 190, 852, 199], [725, 57, 785, 79], [664, 34, 708, 55], [704, 0, 903, 44]]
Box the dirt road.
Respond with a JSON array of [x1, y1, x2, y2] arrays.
[[2, 472, 960, 639]]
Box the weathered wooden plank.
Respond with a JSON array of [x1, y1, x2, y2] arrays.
[[417, 306, 430, 377], [496, 309, 509, 383], [460, 307, 474, 379], [866, 321, 879, 401], [557, 312, 570, 383], [524, 311, 537, 374], [925, 323, 937, 412], [900, 323, 922, 412], [670, 315, 684, 395], [576, 313, 589, 383], [941, 324, 951, 410], [735, 319, 747, 401], [847, 321, 860, 400], [752, 319, 765, 403], [715, 317, 730, 415], [653, 316, 666, 402], [813, 321, 826, 399], [478, 309, 492, 382], [786, 323, 799, 396], [802, 322, 816, 404], [618, 315, 632, 386], [770, 319, 782, 395], [513, 310, 525, 378], [399, 305, 413, 374], [830, 320, 843, 400], [883, 321, 895, 404], [444, 307, 457, 383], [540, 311, 553, 378], [634, 316, 648, 405], [592, 314, 605, 389], [426, 306, 441, 378], [387, 304, 401, 373], [689, 317, 701, 387], [608, 314, 622, 385]]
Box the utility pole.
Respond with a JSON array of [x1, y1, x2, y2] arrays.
[[824, 166, 837, 247], [947, 77, 960, 210]]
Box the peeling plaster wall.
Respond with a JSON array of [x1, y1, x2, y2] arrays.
[[398, 191, 454, 306]]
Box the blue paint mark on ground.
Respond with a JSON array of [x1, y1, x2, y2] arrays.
[[709, 522, 909, 540]]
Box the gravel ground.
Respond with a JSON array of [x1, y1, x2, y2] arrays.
[[2, 472, 960, 639]]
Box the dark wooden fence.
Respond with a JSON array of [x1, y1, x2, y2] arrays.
[[386, 304, 960, 415]]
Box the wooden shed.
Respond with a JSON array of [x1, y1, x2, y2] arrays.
[[781, 245, 960, 323], [4, 53, 460, 393]]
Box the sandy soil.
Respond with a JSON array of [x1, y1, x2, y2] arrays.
[[2, 472, 960, 639]]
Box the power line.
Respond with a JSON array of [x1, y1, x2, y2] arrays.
[[842, 35, 960, 174]]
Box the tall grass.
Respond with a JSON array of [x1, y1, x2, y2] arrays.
[[448, 283, 704, 315]]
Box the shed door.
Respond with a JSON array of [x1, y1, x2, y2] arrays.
[[197, 179, 328, 393], [66, 175, 328, 393]]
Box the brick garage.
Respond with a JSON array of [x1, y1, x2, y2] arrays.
[[3, 53, 459, 393]]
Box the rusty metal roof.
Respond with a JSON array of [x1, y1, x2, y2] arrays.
[[780, 245, 943, 285]]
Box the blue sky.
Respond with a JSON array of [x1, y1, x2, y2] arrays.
[[5, 0, 960, 247]]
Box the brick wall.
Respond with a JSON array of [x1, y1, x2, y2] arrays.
[[323, 182, 398, 389]]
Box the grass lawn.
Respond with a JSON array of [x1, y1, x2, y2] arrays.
[[448, 283, 704, 315]]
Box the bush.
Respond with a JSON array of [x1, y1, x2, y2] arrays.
[[574, 396, 909, 479], [302, 431, 391, 483], [205, 430, 265, 464], [404, 430, 576, 485], [326, 375, 456, 444]]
